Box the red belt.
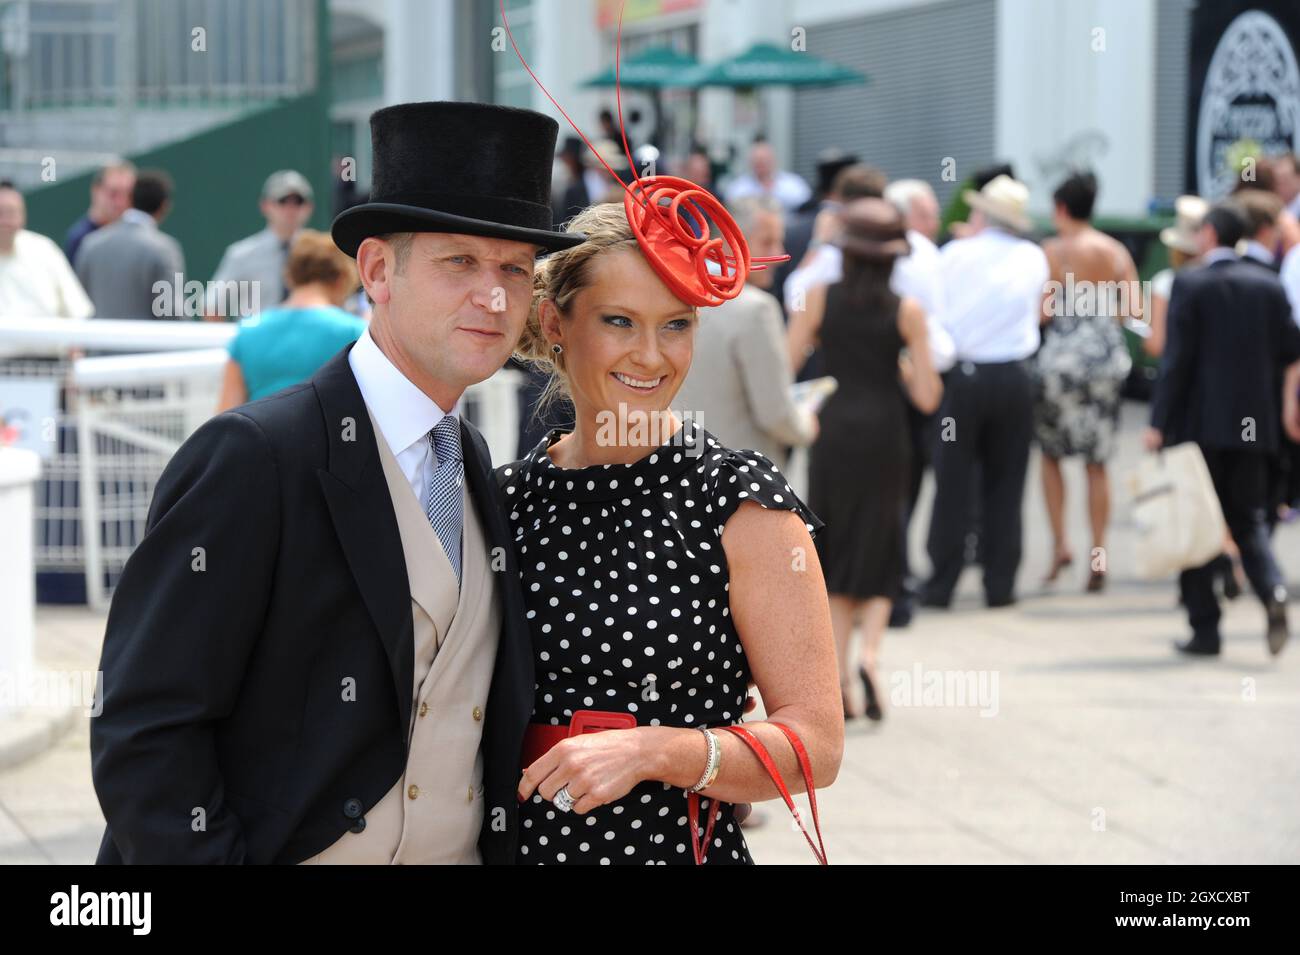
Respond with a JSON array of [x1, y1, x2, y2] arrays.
[[521, 709, 637, 769]]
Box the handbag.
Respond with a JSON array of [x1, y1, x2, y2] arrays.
[[687, 722, 828, 865], [1128, 443, 1227, 579]]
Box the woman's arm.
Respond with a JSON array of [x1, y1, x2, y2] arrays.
[[1146, 292, 1169, 358], [215, 359, 249, 413], [898, 297, 943, 414], [786, 281, 827, 374], [517, 504, 843, 812]]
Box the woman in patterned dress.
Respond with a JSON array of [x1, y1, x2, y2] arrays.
[[496, 201, 843, 864], [1033, 172, 1135, 592]]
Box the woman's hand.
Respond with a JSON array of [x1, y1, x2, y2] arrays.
[[517, 727, 658, 814]]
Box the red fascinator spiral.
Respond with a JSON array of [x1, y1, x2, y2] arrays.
[[498, 0, 789, 308]]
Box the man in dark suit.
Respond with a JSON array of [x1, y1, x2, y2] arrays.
[[1146, 202, 1300, 657], [89, 102, 586, 863]]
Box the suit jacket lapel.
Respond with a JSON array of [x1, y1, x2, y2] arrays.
[[312, 347, 414, 736]]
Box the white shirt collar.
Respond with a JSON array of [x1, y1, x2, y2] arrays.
[[1202, 246, 1238, 266], [1243, 239, 1275, 265], [347, 327, 452, 458]]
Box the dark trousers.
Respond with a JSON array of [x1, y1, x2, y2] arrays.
[[925, 359, 1034, 604], [1180, 447, 1286, 639]]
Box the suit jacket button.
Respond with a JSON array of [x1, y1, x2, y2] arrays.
[[419, 702, 429, 718], [407, 784, 420, 800], [472, 705, 483, 721], [343, 797, 363, 819], [349, 817, 366, 834]]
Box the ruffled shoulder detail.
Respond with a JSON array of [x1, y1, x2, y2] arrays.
[[695, 433, 825, 539]]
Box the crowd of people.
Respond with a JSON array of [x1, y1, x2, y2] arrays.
[[546, 137, 1300, 721], [6, 119, 1300, 727]]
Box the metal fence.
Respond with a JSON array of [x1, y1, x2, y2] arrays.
[[1, 318, 522, 608]]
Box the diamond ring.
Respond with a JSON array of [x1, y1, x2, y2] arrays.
[[553, 785, 575, 813]]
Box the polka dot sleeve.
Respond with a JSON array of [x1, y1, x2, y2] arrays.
[[704, 444, 825, 539]]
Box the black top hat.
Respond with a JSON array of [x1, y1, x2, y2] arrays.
[[331, 101, 586, 257]]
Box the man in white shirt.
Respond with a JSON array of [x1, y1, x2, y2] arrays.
[[921, 175, 1048, 608], [725, 140, 813, 214], [0, 182, 93, 319]]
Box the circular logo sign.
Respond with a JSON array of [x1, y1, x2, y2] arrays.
[[1196, 10, 1300, 199]]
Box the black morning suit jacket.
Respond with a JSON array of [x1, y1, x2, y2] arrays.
[[90, 347, 534, 864], [1150, 256, 1300, 453]]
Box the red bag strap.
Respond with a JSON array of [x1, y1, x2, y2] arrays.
[[686, 723, 827, 865]]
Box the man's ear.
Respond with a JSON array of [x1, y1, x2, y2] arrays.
[[356, 237, 392, 305]]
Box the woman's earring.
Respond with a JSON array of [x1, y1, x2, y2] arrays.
[[551, 343, 564, 356]]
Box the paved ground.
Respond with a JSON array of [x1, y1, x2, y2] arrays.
[[3, 402, 1298, 864]]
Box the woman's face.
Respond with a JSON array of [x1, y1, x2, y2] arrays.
[[543, 247, 696, 428]]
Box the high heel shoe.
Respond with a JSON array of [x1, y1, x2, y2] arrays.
[[859, 665, 883, 722], [1086, 568, 1106, 593], [1043, 552, 1073, 585]]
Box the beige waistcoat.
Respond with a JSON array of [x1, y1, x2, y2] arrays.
[[300, 410, 501, 864]]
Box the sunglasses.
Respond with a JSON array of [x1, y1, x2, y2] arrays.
[[273, 194, 308, 206]]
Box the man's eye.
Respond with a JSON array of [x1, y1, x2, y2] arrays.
[[504, 264, 529, 276]]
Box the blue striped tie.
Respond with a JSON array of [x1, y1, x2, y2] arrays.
[[426, 416, 464, 586]]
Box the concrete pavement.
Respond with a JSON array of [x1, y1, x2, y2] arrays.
[[2, 402, 1297, 864]]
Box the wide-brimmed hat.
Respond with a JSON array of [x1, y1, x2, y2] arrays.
[[963, 174, 1033, 233], [1159, 194, 1209, 254], [837, 197, 911, 263], [331, 101, 586, 257]]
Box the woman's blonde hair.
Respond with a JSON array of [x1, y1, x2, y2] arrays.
[[514, 201, 641, 416]]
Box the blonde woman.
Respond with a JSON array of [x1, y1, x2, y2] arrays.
[[496, 201, 843, 864]]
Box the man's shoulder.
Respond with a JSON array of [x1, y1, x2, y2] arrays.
[[222, 229, 274, 260]]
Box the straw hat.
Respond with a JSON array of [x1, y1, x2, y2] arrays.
[[963, 174, 1032, 233], [1159, 195, 1209, 255]]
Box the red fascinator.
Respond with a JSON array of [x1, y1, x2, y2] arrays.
[[498, 0, 789, 308]]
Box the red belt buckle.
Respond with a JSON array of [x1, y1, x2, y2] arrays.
[[568, 709, 636, 736]]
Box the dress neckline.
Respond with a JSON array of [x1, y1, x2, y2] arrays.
[[519, 416, 709, 503]]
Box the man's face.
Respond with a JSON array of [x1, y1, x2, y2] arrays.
[[262, 195, 313, 236], [0, 189, 25, 245], [751, 144, 776, 181], [92, 168, 135, 222], [910, 192, 940, 242], [745, 209, 785, 289], [365, 232, 538, 401], [1274, 161, 1300, 203]]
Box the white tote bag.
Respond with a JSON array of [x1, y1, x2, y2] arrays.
[[1128, 443, 1228, 580]]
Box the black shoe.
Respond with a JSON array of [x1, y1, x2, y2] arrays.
[[986, 594, 1017, 608], [919, 589, 951, 609], [888, 596, 914, 629], [1266, 595, 1289, 656], [1175, 636, 1221, 656], [859, 666, 883, 721]]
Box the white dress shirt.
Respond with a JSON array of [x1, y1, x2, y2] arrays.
[[348, 327, 455, 506], [783, 232, 956, 370], [938, 227, 1047, 363], [1281, 244, 1300, 321], [724, 171, 813, 213], [0, 229, 93, 319]]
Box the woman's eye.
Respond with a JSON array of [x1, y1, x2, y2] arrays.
[[665, 318, 692, 331], [603, 315, 632, 328]]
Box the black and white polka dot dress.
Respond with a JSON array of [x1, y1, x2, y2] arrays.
[[494, 417, 824, 865]]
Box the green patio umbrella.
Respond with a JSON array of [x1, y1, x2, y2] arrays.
[[581, 45, 701, 90], [688, 42, 867, 88]]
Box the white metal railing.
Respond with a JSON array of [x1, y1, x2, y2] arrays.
[[2, 318, 523, 607]]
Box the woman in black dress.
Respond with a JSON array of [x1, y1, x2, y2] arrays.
[[496, 200, 843, 864], [787, 198, 943, 721]]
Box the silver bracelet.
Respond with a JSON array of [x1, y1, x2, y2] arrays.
[[688, 728, 721, 793]]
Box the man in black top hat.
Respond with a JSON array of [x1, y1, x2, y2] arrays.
[[91, 101, 584, 864]]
